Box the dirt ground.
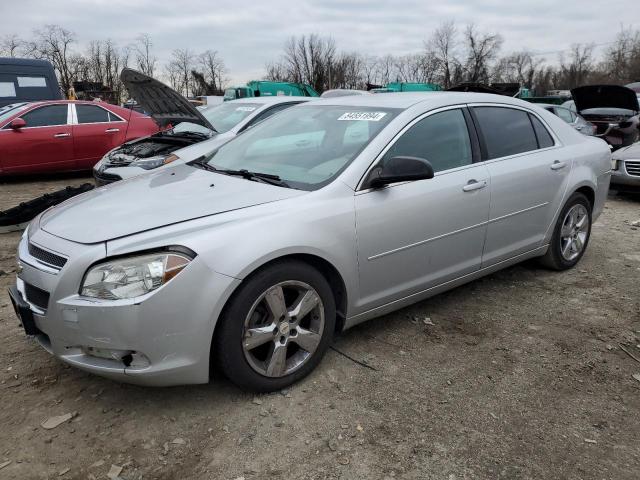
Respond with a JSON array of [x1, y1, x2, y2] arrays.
[[0, 174, 639, 480]]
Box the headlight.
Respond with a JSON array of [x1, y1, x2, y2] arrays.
[[130, 153, 179, 170], [611, 159, 618, 170], [81, 252, 191, 299]]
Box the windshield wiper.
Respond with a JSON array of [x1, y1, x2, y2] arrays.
[[188, 157, 292, 188]]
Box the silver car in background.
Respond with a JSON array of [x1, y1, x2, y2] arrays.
[[9, 93, 611, 391], [611, 141, 640, 189]]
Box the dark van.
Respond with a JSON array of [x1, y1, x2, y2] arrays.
[[0, 58, 62, 107]]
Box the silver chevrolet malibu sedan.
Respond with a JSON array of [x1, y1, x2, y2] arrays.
[[9, 93, 611, 391]]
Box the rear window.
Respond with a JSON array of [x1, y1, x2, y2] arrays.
[[473, 107, 538, 159], [529, 115, 555, 149], [76, 104, 111, 123]]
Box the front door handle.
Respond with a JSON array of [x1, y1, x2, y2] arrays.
[[53, 133, 71, 138], [550, 160, 567, 170], [105, 128, 120, 133], [462, 179, 487, 192]]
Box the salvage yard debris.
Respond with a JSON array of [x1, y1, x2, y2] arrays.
[[41, 412, 77, 430]]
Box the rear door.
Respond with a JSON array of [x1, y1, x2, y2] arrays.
[[72, 103, 127, 169], [471, 105, 572, 266], [354, 107, 491, 311], [0, 103, 74, 173]]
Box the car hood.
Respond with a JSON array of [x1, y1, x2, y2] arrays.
[[571, 85, 639, 113], [612, 141, 640, 160], [40, 164, 305, 243], [120, 68, 216, 130]]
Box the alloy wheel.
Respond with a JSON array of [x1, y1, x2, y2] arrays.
[[242, 281, 325, 378], [559, 204, 589, 261]]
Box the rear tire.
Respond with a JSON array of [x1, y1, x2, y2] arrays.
[[539, 192, 592, 270], [214, 260, 336, 392]]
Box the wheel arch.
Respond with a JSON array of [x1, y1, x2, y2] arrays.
[[215, 252, 349, 337], [574, 185, 595, 211]]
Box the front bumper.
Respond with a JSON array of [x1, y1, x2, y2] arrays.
[[14, 227, 240, 386], [611, 160, 640, 188]]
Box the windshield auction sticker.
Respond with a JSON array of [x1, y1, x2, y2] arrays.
[[338, 112, 387, 121]]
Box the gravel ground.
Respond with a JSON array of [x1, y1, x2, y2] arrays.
[[0, 175, 639, 480]]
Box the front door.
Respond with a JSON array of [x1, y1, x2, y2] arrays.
[[0, 103, 74, 174], [354, 107, 491, 312]]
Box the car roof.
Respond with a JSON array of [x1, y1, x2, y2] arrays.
[[228, 96, 314, 105], [304, 91, 535, 110]]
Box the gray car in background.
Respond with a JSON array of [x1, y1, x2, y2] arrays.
[[10, 93, 611, 391]]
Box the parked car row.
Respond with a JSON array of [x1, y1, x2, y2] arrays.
[[9, 82, 612, 391]]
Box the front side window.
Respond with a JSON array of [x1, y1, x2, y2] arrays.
[[76, 104, 111, 123], [243, 103, 298, 130], [200, 105, 398, 190], [20, 104, 68, 127], [381, 109, 473, 173], [473, 106, 538, 159]]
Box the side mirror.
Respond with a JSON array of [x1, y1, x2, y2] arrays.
[[368, 156, 435, 189], [10, 118, 26, 130]]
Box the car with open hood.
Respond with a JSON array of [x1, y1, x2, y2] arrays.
[[570, 85, 640, 149], [93, 69, 312, 184], [9, 92, 610, 391]]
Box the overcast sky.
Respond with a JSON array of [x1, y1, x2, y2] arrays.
[[1, 0, 637, 84]]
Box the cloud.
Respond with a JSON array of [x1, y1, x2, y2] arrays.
[[1, 0, 636, 84]]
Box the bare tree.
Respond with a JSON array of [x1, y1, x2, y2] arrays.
[[463, 24, 503, 83], [282, 34, 337, 91], [32, 25, 76, 94], [134, 33, 156, 76], [558, 43, 594, 89], [167, 48, 195, 96], [0, 34, 23, 57], [427, 21, 458, 88], [198, 50, 227, 93]]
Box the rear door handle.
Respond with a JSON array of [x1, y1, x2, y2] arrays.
[[550, 160, 567, 170], [105, 128, 120, 133], [53, 133, 71, 138], [462, 179, 487, 192]]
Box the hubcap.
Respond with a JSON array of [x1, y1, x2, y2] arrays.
[[560, 204, 589, 261], [242, 281, 324, 378]]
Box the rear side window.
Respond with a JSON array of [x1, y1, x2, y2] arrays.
[[76, 104, 111, 123], [473, 107, 538, 159], [529, 115, 555, 148], [382, 109, 473, 173], [20, 104, 67, 127]]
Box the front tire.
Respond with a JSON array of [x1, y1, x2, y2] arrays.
[[214, 260, 336, 392], [539, 192, 592, 270]]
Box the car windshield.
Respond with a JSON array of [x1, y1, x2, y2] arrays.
[[199, 105, 399, 190], [0, 102, 28, 125], [173, 102, 262, 135]]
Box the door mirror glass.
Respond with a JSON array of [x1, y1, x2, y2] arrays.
[[10, 118, 26, 130], [368, 156, 434, 188]]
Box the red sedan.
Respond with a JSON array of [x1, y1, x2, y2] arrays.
[[0, 100, 159, 176]]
